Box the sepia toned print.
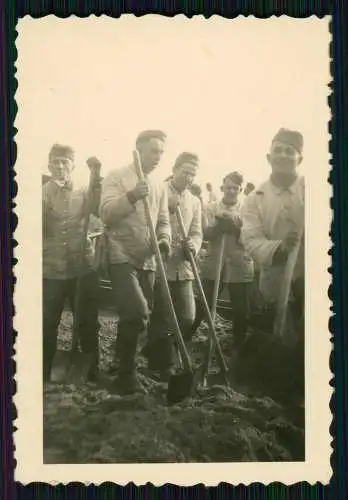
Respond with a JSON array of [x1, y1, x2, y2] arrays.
[[14, 15, 331, 485]]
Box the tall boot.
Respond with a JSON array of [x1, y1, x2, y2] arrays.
[[115, 327, 147, 395], [190, 302, 205, 340], [147, 334, 174, 380], [86, 350, 100, 383], [43, 329, 59, 383], [106, 332, 123, 376]]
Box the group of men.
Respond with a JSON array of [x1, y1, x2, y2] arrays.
[[42, 127, 305, 396]]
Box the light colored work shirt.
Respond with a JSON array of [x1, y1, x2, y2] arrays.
[[99, 163, 171, 270], [42, 180, 95, 280], [200, 199, 254, 283], [241, 175, 305, 303], [163, 180, 203, 281]]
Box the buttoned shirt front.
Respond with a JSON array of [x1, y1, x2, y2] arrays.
[[100, 163, 171, 270], [200, 199, 254, 283], [162, 181, 203, 281], [241, 175, 305, 302], [42, 180, 95, 280]]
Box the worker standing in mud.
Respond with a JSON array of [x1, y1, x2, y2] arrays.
[[42, 144, 102, 384], [191, 171, 254, 351], [99, 130, 171, 395], [241, 128, 305, 329], [144, 153, 203, 380], [241, 128, 305, 397]]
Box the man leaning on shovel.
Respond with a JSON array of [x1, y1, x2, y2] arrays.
[[191, 171, 254, 351], [42, 144, 102, 384], [241, 128, 305, 396], [99, 130, 171, 395], [144, 152, 203, 381]]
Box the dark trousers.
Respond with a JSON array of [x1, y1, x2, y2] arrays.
[[289, 276, 305, 394], [269, 275, 305, 398], [194, 280, 252, 346], [43, 271, 100, 381], [108, 263, 156, 373], [147, 279, 196, 371]]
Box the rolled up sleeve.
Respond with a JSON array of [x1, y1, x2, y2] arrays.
[[99, 172, 135, 227], [241, 194, 281, 268]]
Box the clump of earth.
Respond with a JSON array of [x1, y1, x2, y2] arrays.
[[43, 310, 305, 464]]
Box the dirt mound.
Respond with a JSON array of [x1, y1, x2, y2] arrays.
[[43, 311, 305, 464]]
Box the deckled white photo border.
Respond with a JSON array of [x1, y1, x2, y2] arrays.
[[13, 14, 332, 485]]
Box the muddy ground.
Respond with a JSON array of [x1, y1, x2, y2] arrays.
[[43, 310, 305, 464]]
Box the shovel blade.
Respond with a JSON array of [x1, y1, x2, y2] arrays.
[[50, 350, 94, 385], [67, 352, 95, 385], [50, 350, 72, 384], [166, 370, 195, 405], [205, 370, 231, 387]]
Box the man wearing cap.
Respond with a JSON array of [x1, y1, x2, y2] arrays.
[[99, 130, 171, 394], [192, 171, 254, 350], [42, 144, 102, 383], [241, 129, 305, 403], [241, 128, 305, 332], [145, 152, 203, 379]]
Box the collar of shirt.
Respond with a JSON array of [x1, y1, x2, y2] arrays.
[[54, 179, 73, 190], [269, 174, 299, 195], [218, 199, 241, 213], [168, 179, 187, 198]]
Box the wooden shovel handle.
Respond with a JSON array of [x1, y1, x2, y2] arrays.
[[71, 160, 102, 352], [273, 224, 305, 338], [132, 150, 192, 372], [201, 233, 226, 384], [175, 206, 228, 378]]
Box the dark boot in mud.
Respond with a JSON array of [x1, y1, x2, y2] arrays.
[[86, 352, 100, 383], [114, 332, 147, 395], [146, 335, 174, 382], [115, 370, 147, 395], [106, 331, 128, 376]]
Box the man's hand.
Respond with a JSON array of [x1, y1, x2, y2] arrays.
[[215, 213, 240, 234], [272, 230, 301, 265], [158, 238, 171, 260], [87, 157, 102, 186], [182, 238, 196, 260], [87, 156, 102, 172], [280, 230, 301, 253], [129, 180, 149, 203]]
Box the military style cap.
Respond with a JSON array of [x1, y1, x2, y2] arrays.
[[272, 128, 304, 154], [223, 171, 244, 186], [49, 143, 75, 162], [136, 129, 167, 147], [174, 152, 199, 169]]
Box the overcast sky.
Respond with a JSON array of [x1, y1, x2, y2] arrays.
[[16, 15, 330, 198]]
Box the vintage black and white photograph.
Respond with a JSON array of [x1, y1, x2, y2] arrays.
[[14, 15, 331, 485]]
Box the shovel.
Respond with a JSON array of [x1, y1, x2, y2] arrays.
[[273, 224, 305, 339], [199, 232, 226, 387], [132, 150, 195, 405], [50, 157, 102, 384], [233, 223, 305, 401], [175, 206, 229, 387]]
